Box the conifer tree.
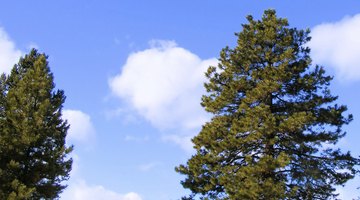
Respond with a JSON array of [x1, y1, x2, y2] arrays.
[[0, 49, 72, 199], [176, 10, 359, 200]]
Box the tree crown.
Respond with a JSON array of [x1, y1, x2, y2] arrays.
[[176, 9, 359, 200]]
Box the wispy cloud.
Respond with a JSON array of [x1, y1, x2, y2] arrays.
[[138, 162, 161, 172], [162, 134, 195, 153], [61, 180, 142, 200], [62, 136, 142, 200], [124, 135, 150, 142]]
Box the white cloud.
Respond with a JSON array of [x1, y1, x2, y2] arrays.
[[109, 40, 216, 151], [0, 27, 22, 74], [109, 40, 216, 132], [309, 13, 360, 81], [62, 180, 142, 200], [62, 109, 95, 143]]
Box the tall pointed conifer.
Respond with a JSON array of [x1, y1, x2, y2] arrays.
[[176, 10, 359, 200], [0, 49, 72, 199]]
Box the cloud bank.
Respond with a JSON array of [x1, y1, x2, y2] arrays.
[[0, 27, 22, 74], [309, 13, 360, 81]]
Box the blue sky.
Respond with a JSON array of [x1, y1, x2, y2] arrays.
[[1, 1, 360, 199]]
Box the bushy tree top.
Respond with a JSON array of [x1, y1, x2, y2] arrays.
[[176, 9, 359, 200], [0, 49, 72, 199]]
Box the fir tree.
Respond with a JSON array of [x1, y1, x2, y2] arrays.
[[176, 10, 359, 200], [0, 49, 72, 199]]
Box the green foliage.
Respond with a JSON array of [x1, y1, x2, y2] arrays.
[[176, 10, 359, 200], [0, 49, 73, 199]]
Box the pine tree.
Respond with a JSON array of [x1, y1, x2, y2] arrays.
[[176, 10, 359, 200], [0, 49, 72, 199]]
